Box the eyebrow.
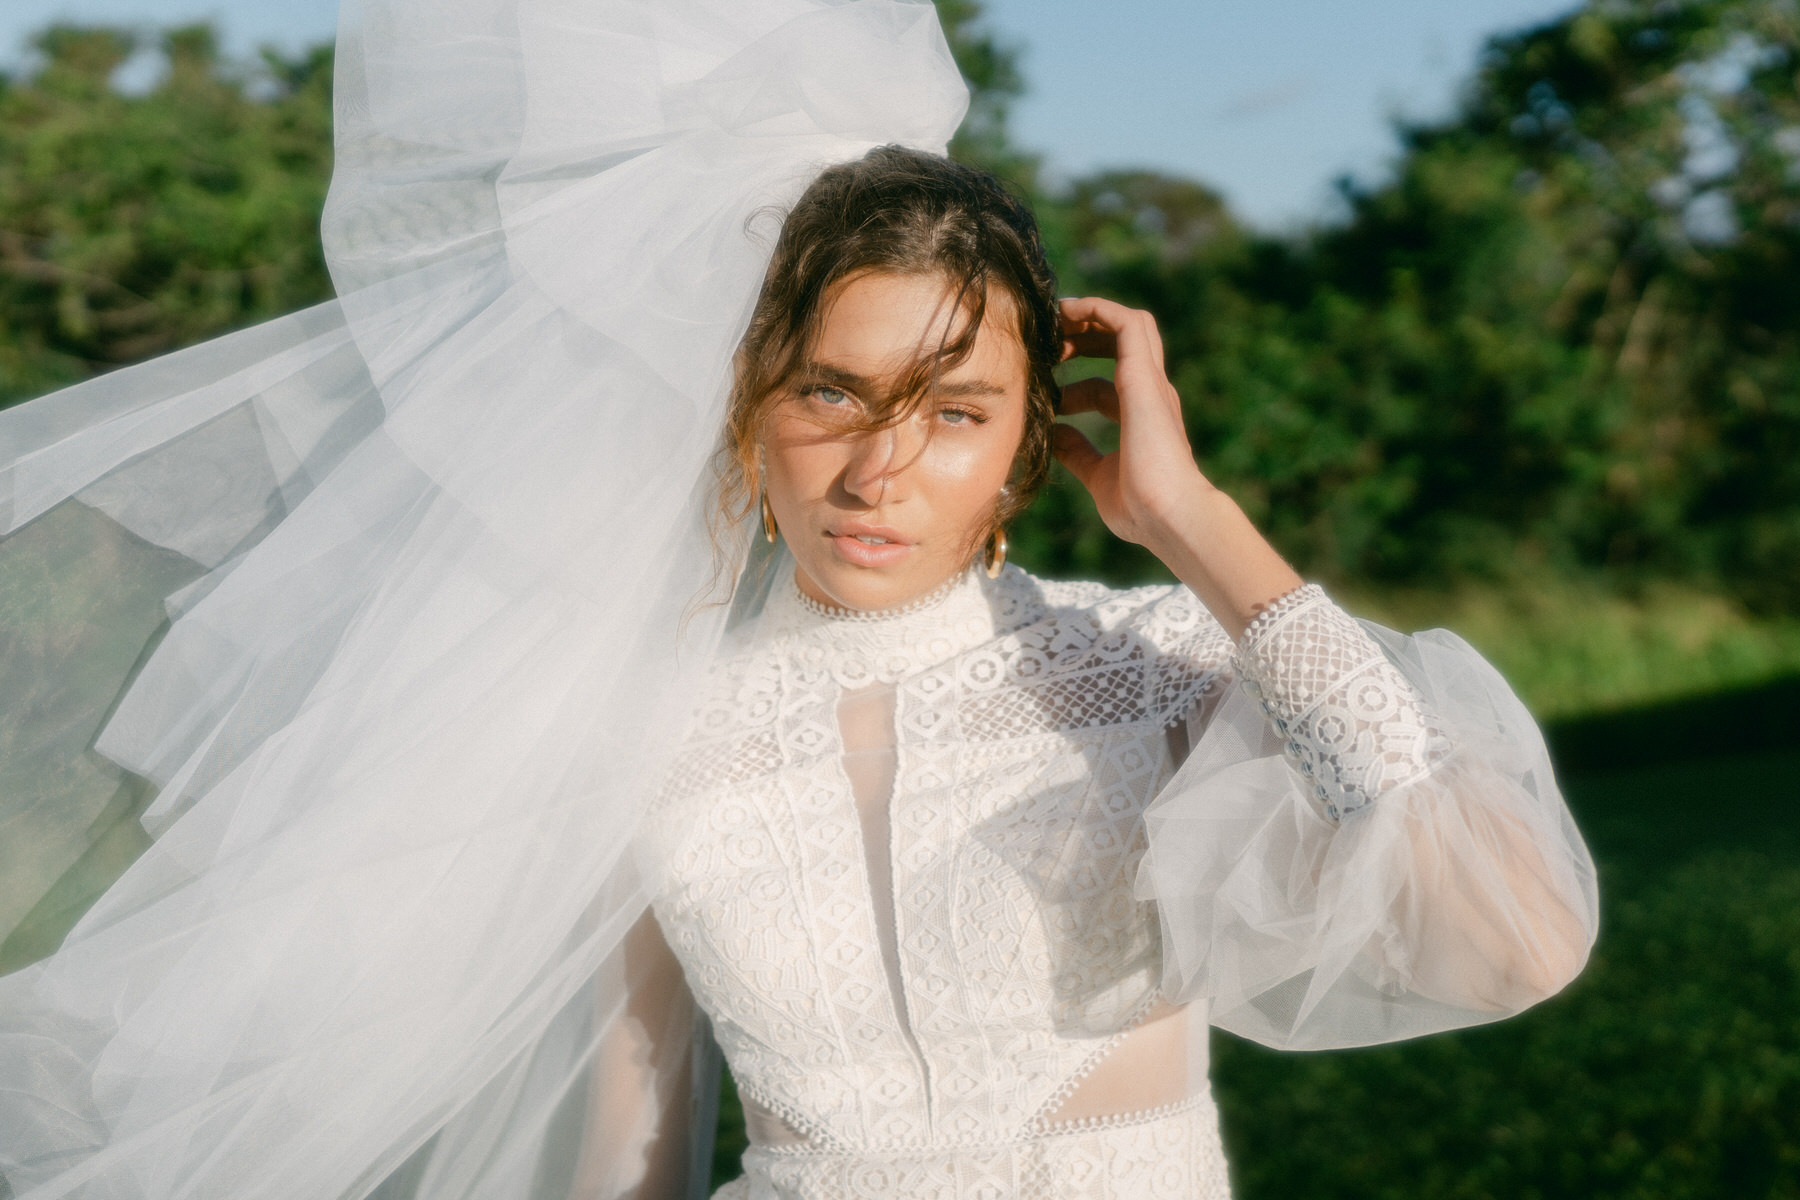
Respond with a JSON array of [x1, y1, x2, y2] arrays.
[[794, 361, 1009, 399]]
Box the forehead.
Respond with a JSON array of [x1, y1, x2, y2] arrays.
[[812, 271, 1024, 385]]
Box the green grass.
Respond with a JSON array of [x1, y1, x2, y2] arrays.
[[1341, 575, 1800, 722], [1211, 737, 1800, 1200]]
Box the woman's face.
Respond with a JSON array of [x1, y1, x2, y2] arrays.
[[761, 270, 1029, 612]]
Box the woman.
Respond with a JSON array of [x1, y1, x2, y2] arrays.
[[615, 146, 1597, 1198], [0, 1, 1595, 1197]]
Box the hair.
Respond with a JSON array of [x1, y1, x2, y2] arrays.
[[715, 144, 1062, 569]]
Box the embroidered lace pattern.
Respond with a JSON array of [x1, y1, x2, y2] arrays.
[[1231, 583, 1450, 821], [641, 565, 1443, 1196]]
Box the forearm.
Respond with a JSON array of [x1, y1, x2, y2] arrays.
[[1227, 589, 1589, 1003], [1229, 582, 1446, 821], [1142, 478, 1450, 822]]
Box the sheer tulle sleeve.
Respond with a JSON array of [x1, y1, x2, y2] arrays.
[[565, 908, 721, 1200], [1137, 584, 1600, 1050]]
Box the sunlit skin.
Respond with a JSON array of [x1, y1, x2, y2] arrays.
[[761, 270, 1029, 614], [760, 271, 1304, 638]]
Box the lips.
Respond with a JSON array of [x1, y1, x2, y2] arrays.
[[827, 521, 914, 568]]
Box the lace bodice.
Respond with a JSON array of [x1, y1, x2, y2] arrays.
[[636, 564, 1482, 1197]]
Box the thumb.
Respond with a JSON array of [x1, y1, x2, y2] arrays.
[[1051, 423, 1105, 491]]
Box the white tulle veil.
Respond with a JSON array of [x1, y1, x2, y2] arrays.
[[0, 1, 967, 1195]]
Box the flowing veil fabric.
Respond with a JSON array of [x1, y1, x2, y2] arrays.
[[0, 2, 967, 1196]]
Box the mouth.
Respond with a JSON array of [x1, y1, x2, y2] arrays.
[[826, 522, 914, 568]]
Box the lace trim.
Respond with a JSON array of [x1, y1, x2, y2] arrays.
[[758, 1089, 1217, 1156], [792, 569, 970, 624], [1232, 585, 1447, 822], [1236, 580, 1326, 650], [1027, 1090, 1213, 1137], [755, 562, 1007, 688], [740, 1081, 846, 1152]]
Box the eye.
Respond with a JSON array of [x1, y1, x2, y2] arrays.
[[807, 385, 854, 408], [938, 405, 987, 426]]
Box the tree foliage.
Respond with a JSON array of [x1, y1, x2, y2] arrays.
[[1017, 0, 1800, 612], [933, 0, 1036, 184], [0, 24, 333, 407]]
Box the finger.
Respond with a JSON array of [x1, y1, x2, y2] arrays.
[[1061, 297, 1163, 382], [1060, 330, 1118, 361], [1141, 310, 1167, 374], [1059, 295, 1139, 330], [1056, 376, 1120, 422], [1111, 310, 1164, 382], [1050, 423, 1106, 490]]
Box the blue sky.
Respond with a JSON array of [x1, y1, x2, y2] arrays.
[[2, 0, 1582, 229]]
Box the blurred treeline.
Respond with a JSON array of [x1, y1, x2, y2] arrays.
[[4, 0, 1800, 718], [982, 0, 1800, 719], [1018, 0, 1800, 621], [0, 25, 332, 405]]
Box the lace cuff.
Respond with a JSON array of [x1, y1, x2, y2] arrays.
[[1231, 583, 1447, 821]]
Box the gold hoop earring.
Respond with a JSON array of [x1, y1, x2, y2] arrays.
[[760, 491, 779, 544], [983, 527, 1007, 578]]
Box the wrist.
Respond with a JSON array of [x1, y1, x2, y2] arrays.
[[1145, 485, 1304, 641], [1136, 470, 1218, 545]]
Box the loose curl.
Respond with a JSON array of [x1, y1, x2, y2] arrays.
[[714, 144, 1061, 582]]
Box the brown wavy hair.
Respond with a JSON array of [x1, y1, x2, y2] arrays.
[[715, 144, 1061, 573]]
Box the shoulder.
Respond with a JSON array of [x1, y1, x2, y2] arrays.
[[1009, 568, 1230, 664], [681, 620, 783, 737], [994, 567, 1234, 730]]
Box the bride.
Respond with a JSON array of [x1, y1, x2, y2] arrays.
[[0, 1, 1597, 1197], [626, 144, 1595, 1198]]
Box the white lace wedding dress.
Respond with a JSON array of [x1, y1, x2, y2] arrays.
[[637, 563, 1598, 1199]]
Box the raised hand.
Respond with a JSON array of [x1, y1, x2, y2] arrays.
[[1050, 296, 1303, 640], [1050, 296, 1210, 546]]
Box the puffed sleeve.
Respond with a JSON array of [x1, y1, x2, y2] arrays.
[[1136, 583, 1600, 1050]]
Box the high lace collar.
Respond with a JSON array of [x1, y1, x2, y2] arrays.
[[757, 563, 1038, 688]]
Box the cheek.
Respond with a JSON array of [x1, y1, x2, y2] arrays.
[[919, 423, 1023, 515], [762, 417, 841, 500], [921, 437, 1009, 492]]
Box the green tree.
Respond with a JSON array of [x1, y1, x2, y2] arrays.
[[0, 25, 334, 408], [1018, 0, 1800, 612]]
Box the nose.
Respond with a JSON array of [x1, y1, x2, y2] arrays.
[[841, 419, 924, 506]]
